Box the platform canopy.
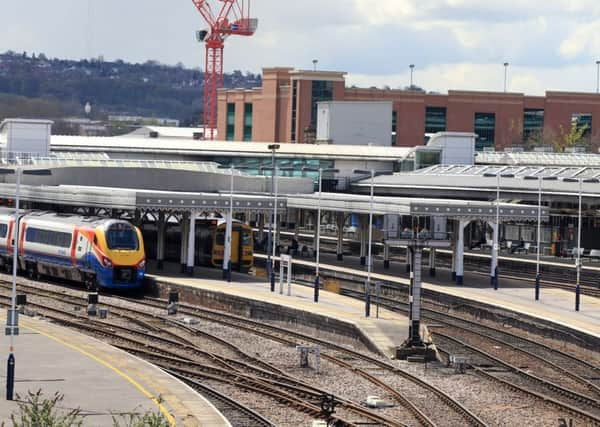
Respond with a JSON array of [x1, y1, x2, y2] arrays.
[[0, 184, 285, 213], [288, 193, 548, 222], [352, 165, 600, 203]]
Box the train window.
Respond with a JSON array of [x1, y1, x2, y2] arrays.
[[241, 230, 252, 246], [25, 227, 72, 248], [215, 231, 225, 246], [106, 223, 138, 250], [0, 224, 7, 238]]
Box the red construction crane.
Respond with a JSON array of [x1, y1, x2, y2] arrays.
[[192, 0, 258, 140]]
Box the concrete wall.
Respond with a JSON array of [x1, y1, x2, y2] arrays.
[[316, 101, 393, 146]]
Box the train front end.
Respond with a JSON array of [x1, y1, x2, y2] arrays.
[[94, 221, 145, 289]]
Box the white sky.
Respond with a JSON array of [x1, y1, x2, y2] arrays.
[[1, 0, 600, 95]]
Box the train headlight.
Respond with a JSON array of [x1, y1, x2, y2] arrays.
[[138, 259, 146, 270], [101, 256, 113, 268]]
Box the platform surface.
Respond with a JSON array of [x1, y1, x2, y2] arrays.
[[0, 315, 230, 426], [148, 262, 410, 358], [299, 252, 600, 340]]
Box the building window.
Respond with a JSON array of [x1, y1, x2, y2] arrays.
[[226, 103, 235, 141], [572, 113, 592, 139], [391, 111, 397, 145], [311, 80, 334, 128], [474, 112, 496, 151], [243, 103, 253, 141], [425, 107, 447, 135], [523, 109, 544, 142], [291, 80, 298, 142]]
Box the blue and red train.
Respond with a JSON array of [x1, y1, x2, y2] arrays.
[[0, 209, 145, 290]]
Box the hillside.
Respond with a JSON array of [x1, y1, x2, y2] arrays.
[[0, 51, 261, 125]]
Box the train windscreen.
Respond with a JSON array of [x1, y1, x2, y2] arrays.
[[106, 223, 139, 250], [241, 230, 252, 246]]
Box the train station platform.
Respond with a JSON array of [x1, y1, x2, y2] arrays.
[[0, 315, 230, 426], [147, 262, 411, 358], [297, 252, 600, 341]]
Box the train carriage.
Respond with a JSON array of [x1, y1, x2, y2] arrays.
[[0, 209, 145, 290]]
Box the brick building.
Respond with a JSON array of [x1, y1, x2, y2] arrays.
[[218, 67, 600, 151]]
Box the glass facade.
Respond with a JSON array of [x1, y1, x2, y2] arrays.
[[311, 80, 334, 128], [226, 103, 235, 141], [474, 112, 496, 151], [425, 107, 447, 134], [572, 113, 592, 138], [523, 109, 544, 141], [243, 103, 253, 141], [213, 156, 334, 187], [291, 80, 298, 142], [391, 111, 397, 145]]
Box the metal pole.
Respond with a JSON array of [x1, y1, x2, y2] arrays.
[[7, 168, 20, 400], [366, 170, 374, 317], [226, 166, 234, 282], [409, 64, 414, 87], [503, 62, 509, 92], [535, 177, 541, 301], [596, 61, 600, 94], [268, 150, 275, 292], [576, 179, 582, 311], [314, 168, 322, 303], [494, 173, 500, 290], [271, 163, 278, 289]]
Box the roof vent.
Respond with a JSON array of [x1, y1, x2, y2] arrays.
[[149, 131, 159, 138]]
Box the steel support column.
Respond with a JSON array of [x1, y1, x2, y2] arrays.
[[180, 212, 189, 273], [336, 212, 344, 261], [186, 210, 197, 276], [156, 211, 166, 270]]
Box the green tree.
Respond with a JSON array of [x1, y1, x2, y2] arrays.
[[10, 390, 83, 427], [554, 123, 590, 152]]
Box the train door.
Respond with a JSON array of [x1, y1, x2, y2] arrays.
[[75, 232, 90, 270], [231, 227, 240, 266]]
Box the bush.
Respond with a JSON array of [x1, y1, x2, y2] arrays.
[[10, 389, 83, 427]]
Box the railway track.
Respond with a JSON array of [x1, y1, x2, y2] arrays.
[[164, 371, 276, 427], [136, 296, 489, 427], [0, 281, 411, 427], [276, 234, 600, 297], [338, 288, 600, 425]]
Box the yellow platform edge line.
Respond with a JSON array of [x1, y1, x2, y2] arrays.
[[19, 322, 177, 426]]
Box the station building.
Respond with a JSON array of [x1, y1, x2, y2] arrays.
[[218, 67, 600, 151]]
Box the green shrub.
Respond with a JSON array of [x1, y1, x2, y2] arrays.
[[10, 389, 83, 427]]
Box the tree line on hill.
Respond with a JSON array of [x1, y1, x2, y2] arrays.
[[0, 51, 261, 125]]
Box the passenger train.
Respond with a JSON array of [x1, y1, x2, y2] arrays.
[[143, 215, 254, 272], [0, 209, 145, 290]]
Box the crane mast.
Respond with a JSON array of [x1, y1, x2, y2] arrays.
[[192, 0, 257, 140]]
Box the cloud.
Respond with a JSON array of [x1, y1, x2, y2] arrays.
[[0, 0, 599, 95], [346, 62, 600, 95]]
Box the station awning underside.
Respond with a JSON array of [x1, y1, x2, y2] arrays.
[[288, 193, 548, 222], [353, 165, 600, 202], [0, 184, 285, 212]]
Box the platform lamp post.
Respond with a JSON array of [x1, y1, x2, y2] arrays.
[[409, 64, 415, 88], [354, 169, 394, 318], [217, 164, 250, 282], [483, 171, 515, 290], [563, 177, 599, 311], [265, 144, 280, 292], [302, 166, 339, 303], [596, 60, 600, 94], [0, 167, 52, 401], [522, 175, 557, 300]]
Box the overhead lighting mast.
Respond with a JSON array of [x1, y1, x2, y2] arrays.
[[192, 0, 258, 140]]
